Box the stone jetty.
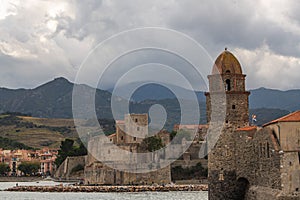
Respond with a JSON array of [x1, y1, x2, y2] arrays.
[[5, 184, 208, 193]]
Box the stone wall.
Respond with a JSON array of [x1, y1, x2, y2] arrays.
[[235, 128, 282, 190], [54, 156, 86, 180], [85, 162, 171, 185]]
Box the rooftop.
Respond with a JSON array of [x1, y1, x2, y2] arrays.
[[236, 126, 258, 131], [263, 110, 300, 127], [212, 49, 243, 75]]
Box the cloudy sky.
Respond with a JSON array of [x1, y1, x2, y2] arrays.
[[0, 0, 300, 90]]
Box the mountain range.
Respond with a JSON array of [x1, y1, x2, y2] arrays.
[[0, 77, 298, 127]]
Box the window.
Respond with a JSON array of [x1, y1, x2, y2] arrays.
[[135, 118, 138, 122], [137, 127, 140, 131], [133, 137, 137, 141], [226, 70, 231, 73], [121, 136, 124, 140], [232, 105, 236, 109], [225, 79, 231, 91]]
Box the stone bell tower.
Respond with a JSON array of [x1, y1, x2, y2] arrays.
[[206, 49, 250, 200]]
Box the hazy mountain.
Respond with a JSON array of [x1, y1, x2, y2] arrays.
[[107, 82, 206, 102], [0, 77, 113, 119], [249, 87, 300, 111], [0, 78, 297, 129], [110, 83, 300, 112]]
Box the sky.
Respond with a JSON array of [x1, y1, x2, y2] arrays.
[[0, 0, 300, 91]]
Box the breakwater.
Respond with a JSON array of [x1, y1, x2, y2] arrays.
[[5, 184, 208, 193]]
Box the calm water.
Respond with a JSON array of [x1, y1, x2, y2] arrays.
[[0, 181, 208, 200]]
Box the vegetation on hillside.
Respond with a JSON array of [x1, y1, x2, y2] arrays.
[[0, 136, 33, 150], [0, 113, 78, 148]]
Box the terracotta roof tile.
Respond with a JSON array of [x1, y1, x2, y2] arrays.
[[263, 110, 300, 127], [236, 126, 257, 131]]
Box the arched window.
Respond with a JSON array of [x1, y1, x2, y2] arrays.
[[225, 79, 231, 91]]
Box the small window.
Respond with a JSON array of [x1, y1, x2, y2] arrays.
[[135, 118, 138, 122], [226, 120, 228, 123], [232, 105, 236, 109], [121, 136, 124, 140], [133, 137, 137, 141], [137, 127, 140, 131], [225, 79, 231, 91], [289, 161, 292, 166], [225, 70, 230, 73]]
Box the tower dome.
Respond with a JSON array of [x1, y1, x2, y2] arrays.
[[212, 49, 242, 75]]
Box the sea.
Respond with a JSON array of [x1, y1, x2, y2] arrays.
[[0, 181, 208, 200]]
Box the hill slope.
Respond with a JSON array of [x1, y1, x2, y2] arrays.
[[0, 114, 115, 149], [0, 77, 113, 119], [0, 78, 298, 129]]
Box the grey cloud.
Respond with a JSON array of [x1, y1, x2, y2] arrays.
[[0, 0, 300, 90]]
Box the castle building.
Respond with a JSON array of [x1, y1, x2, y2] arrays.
[[207, 49, 300, 199], [84, 113, 171, 185]]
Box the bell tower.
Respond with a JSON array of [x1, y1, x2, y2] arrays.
[[206, 49, 250, 128], [206, 49, 250, 200]]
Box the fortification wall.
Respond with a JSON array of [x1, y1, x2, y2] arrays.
[[85, 162, 171, 185], [54, 156, 86, 180]]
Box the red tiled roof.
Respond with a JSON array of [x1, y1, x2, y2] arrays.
[[236, 126, 257, 131], [263, 110, 300, 127]]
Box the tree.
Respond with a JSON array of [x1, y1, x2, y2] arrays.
[[55, 139, 87, 167], [141, 136, 165, 152], [18, 162, 40, 176], [0, 163, 10, 176]]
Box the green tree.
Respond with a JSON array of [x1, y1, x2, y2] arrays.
[[141, 136, 165, 152], [55, 139, 87, 167], [18, 162, 40, 176], [0, 163, 10, 175]]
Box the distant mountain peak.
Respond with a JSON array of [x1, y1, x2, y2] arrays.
[[34, 77, 73, 90]]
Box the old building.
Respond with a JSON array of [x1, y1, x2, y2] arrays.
[[84, 113, 171, 185], [207, 49, 300, 199], [0, 148, 57, 176]]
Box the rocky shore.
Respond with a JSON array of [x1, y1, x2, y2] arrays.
[[5, 184, 208, 193]]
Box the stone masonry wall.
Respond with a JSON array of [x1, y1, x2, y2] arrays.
[[54, 156, 86, 180]]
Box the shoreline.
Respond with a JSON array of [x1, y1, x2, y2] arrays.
[[0, 176, 44, 182], [5, 184, 208, 193]]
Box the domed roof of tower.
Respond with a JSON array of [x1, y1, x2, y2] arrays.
[[212, 49, 243, 75]]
